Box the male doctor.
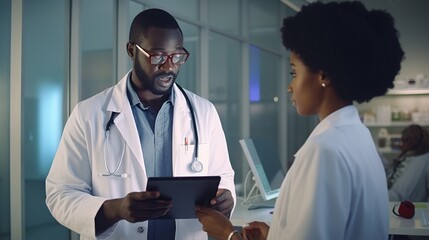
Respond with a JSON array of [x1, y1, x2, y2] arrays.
[[46, 8, 236, 240]]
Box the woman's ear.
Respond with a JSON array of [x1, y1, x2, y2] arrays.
[[126, 43, 134, 58], [319, 71, 331, 88]]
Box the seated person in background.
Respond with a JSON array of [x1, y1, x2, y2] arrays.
[[387, 124, 429, 201]]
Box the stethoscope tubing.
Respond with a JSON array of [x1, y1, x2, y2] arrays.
[[103, 128, 125, 176], [102, 83, 203, 176], [175, 84, 199, 159], [175, 84, 203, 173]]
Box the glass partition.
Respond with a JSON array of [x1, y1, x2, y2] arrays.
[[208, 0, 241, 36], [0, 0, 11, 239], [127, 1, 145, 71], [249, 0, 282, 52], [208, 32, 242, 180], [80, 0, 116, 99], [22, 0, 69, 238], [176, 20, 199, 92], [150, 0, 199, 21], [249, 46, 284, 172]]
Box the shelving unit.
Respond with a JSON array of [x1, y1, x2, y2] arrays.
[[365, 121, 429, 127], [356, 87, 429, 160], [378, 148, 400, 154], [386, 89, 429, 95]]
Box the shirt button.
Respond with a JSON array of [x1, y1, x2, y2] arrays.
[[137, 226, 145, 233]]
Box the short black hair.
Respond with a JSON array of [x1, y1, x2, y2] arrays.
[[281, 1, 404, 103], [129, 8, 183, 45]]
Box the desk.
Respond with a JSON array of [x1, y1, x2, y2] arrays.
[[389, 202, 429, 236], [231, 198, 273, 227], [230, 199, 429, 236]]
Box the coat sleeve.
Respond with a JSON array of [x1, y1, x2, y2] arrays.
[[45, 104, 107, 239]]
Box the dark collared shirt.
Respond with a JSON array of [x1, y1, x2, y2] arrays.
[[126, 76, 174, 177], [126, 75, 175, 240]]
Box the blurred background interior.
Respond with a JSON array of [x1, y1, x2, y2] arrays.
[[1, 0, 428, 239]]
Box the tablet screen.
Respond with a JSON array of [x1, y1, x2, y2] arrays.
[[146, 176, 221, 219]]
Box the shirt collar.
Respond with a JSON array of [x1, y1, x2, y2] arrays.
[[308, 105, 361, 139], [294, 105, 361, 158]]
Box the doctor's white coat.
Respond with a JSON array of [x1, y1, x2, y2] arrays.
[[45, 73, 236, 240]]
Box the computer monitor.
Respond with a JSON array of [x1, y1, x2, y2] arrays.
[[239, 138, 285, 201]]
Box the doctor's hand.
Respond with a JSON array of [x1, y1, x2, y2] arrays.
[[116, 191, 172, 222], [95, 191, 172, 233], [210, 188, 234, 217]]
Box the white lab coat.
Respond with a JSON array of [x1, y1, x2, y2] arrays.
[[269, 106, 389, 240], [45, 72, 236, 240]]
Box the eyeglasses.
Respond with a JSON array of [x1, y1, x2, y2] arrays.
[[135, 44, 189, 65]]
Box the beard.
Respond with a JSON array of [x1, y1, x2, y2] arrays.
[[133, 56, 178, 96]]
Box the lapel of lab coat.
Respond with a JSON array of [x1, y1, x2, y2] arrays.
[[105, 72, 145, 171]]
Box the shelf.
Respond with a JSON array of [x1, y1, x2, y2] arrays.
[[387, 89, 429, 95], [365, 121, 429, 127], [360, 88, 429, 156], [378, 148, 400, 154]]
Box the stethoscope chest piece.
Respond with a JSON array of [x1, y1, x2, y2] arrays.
[[191, 158, 203, 173]]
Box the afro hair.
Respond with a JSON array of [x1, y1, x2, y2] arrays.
[[281, 1, 404, 103]]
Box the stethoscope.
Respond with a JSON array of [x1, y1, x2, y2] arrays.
[[101, 83, 203, 178]]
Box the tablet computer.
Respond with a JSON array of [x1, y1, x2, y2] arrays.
[[146, 176, 221, 219]]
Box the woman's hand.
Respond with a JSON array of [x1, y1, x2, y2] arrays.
[[242, 221, 270, 240], [195, 206, 236, 240]]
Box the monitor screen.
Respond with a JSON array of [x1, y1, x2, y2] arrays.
[[239, 138, 285, 200]]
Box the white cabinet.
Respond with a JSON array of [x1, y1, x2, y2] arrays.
[[356, 88, 429, 159]]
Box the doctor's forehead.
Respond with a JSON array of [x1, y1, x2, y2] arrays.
[[140, 27, 184, 50]]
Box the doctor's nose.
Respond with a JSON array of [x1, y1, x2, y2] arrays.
[[158, 58, 178, 72]]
